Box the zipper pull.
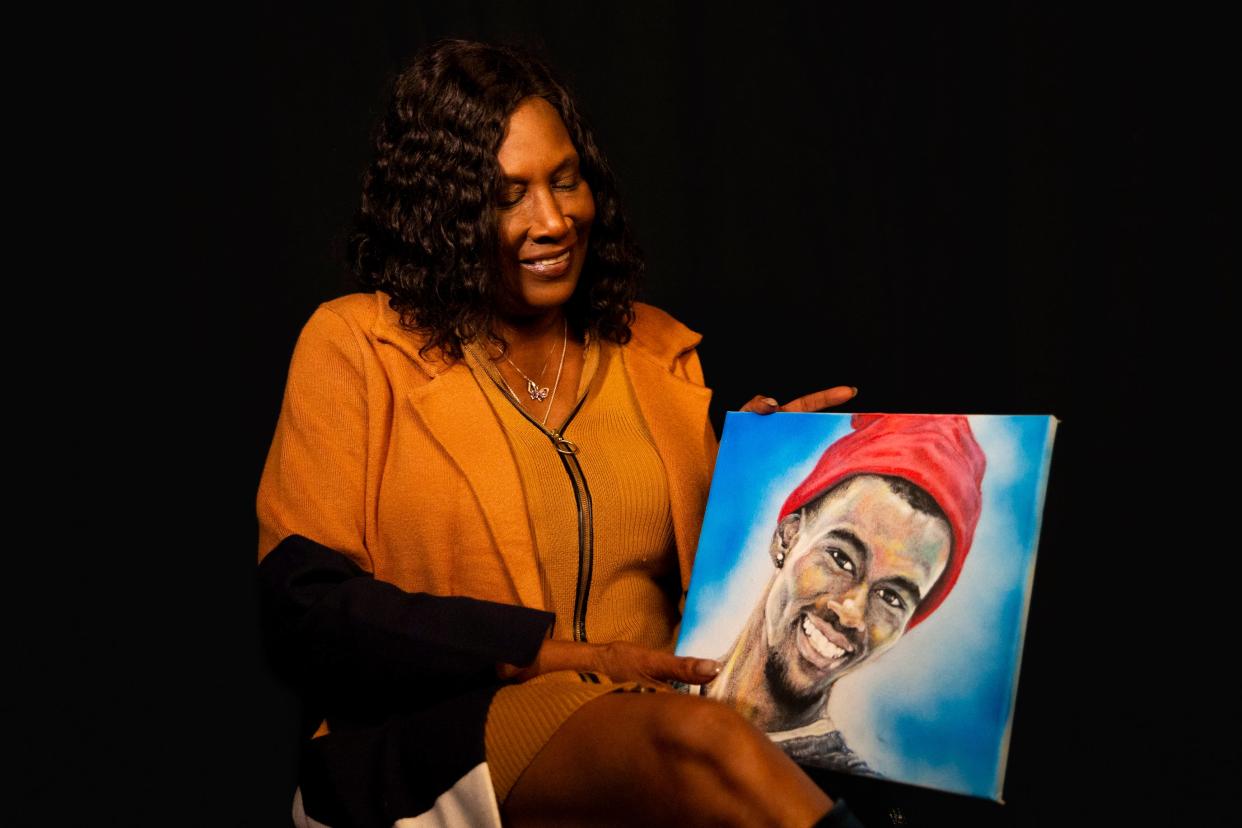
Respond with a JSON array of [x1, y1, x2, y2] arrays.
[[553, 435, 579, 455]]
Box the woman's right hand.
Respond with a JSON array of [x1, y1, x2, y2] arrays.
[[498, 639, 721, 687], [740, 386, 858, 414]]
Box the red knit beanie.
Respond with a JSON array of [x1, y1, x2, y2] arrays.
[[778, 414, 986, 629]]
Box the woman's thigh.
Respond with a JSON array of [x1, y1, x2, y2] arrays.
[[501, 691, 831, 828]]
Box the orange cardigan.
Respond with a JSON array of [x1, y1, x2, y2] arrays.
[[257, 291, 717, 615]]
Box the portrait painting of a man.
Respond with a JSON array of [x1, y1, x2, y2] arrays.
[[676, 412, 1056, 800]]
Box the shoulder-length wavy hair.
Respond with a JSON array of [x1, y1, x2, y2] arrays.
[[349, 39, 643, 360]]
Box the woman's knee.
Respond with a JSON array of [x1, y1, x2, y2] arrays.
[[643, 696, 831, 826], [647, 695, 774, 785], [505, 692, 827, 827]]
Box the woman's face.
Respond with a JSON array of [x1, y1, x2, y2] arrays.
[[494, 96, 595, 319]]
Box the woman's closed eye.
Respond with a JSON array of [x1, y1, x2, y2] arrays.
[[497, 188, 525, 208]]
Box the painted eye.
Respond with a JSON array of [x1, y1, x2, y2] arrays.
[[875, 587, 906, 611], [827, 547, 855, 574]]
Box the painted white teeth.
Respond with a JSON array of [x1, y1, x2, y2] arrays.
[[802, 616, 846, 660]]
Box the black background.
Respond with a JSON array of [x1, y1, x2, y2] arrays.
[[43, 2, 1234, 825]]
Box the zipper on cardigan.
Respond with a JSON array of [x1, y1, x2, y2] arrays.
[[557, 440, 594, 642], [475, 361, 596, 642]]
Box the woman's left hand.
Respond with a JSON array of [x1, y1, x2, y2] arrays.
[[739, 386, 858, 414]]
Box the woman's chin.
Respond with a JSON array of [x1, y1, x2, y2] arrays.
[[502, 278, 581, 318]]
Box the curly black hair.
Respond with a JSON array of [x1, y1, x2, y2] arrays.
[[348, 39, 644, 360]]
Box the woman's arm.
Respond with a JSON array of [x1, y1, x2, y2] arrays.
[[256, 306, 553, 715], [259, 534, 720, 715]]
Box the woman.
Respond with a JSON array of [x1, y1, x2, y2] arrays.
[[257, 39, 859, 827]]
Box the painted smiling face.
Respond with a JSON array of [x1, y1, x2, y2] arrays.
[[493, 96, 595, 319], [762, 475, 952, 708]]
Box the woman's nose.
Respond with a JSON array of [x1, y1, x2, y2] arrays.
[[528, 189, 573, 241]]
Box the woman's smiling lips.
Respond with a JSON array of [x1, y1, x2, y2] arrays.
[[796, 611, 856, 671], [520, 247, 573, 277]]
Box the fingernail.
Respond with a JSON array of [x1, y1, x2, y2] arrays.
[[850, 387, 858, 397], [763, 397, 778, 408], [695, 659, 723, 677]]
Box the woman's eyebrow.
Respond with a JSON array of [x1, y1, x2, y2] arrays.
[[500, 152, 580, 183]]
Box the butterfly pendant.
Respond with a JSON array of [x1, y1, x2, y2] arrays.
[[526, 380, 550, 402]]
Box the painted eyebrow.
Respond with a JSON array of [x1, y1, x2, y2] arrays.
[[821, 529, 866, 560], [881, 575, 923, 605]]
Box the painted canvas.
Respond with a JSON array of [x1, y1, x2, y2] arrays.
[[675, 412, 1057, 801]]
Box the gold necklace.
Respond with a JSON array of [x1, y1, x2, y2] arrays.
[[497, 319, 568, 427], [503, 321, 561, 401]]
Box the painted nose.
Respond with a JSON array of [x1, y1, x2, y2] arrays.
[[831, 583, 869, 632]]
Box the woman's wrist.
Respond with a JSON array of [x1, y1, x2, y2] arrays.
[[497, 639, 599, 681]]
